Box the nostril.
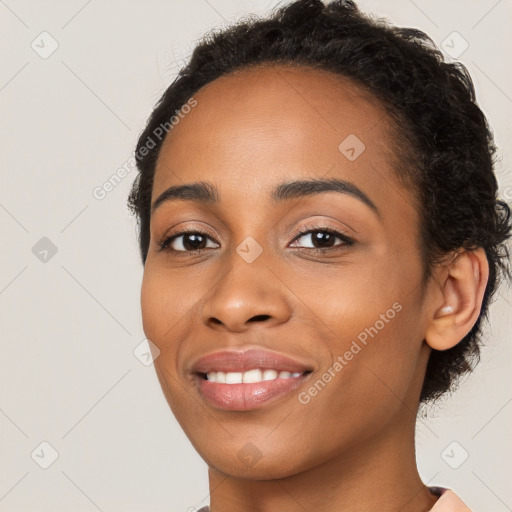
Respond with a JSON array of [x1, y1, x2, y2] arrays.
[[249, 314, 271, 322]]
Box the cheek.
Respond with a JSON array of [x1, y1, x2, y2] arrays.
[[140, 266, 197, 416], [292, 302, 424, 463], [140, 268, 166, 342], [140, 264, 196, 343], [140, 266, 191, 388], [306, 256, 425, 404], [140, 262, 215, 394]]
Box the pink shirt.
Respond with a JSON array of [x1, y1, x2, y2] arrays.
[[429, 488, 472, 511]]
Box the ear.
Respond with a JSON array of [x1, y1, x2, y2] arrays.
[[425, 248, 489, 351]]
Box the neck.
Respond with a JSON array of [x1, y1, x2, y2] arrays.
[[206, 411, 438, 512]]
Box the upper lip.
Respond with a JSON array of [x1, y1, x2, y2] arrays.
[[190, 347, 314, 374]]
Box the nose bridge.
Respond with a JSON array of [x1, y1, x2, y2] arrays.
[[201, 239, 290, 331]]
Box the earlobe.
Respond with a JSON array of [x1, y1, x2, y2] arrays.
[[425, 248, 489, 351]]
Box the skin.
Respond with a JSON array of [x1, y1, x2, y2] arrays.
[[140, 64, 489, 512]]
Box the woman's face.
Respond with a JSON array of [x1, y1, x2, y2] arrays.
[[141, 65, 435, 479]]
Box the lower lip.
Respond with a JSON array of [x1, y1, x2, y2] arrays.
[[196, 373, 309, 411]]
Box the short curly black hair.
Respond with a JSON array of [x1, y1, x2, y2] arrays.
[[127, 0, 511, 403]]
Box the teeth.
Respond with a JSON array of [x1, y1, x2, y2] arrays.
[[263, 369, 278, 381], [225, 372, 243, 384], [205, 369, 303, 384], [243, 369, 263, 383]]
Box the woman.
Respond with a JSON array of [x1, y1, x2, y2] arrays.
[[127, 1, 511, 510]]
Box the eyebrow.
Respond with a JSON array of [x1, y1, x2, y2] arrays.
[[151, 178, 380, 217]]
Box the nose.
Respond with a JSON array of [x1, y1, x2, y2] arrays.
[[201, 257, 292, 333]]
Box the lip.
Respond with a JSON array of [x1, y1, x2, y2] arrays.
[[197, 373, 312, 411], [190, 347, 314, 374], [189, 347, 315, 411]]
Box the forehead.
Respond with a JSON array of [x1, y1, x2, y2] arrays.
[[153, 64, 410, 215]]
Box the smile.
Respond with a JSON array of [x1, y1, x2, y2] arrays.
[[204, 368, 304, 383], [195, 370, 312, 411]]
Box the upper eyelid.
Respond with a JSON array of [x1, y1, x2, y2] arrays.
[[289, 227, 354, 246], [157, 210, 359, 240]]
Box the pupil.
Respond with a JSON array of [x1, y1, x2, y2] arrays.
[[313, 232, 334, 248], [184, 234, 205, 250]]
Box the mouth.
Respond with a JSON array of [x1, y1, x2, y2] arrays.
[[189, 347, 315, 411], [193, 368, 314, 411], [198, 368, 312, 383]]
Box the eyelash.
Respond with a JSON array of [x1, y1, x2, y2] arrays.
[[157, 225, 355, 256]]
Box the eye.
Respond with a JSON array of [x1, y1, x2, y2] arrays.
[[157, 225, 355, 256], [289, 226, 355, 252], [158, 230, 219, 253]]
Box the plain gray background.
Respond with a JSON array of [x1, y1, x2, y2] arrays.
[[1, 1, 511, 510]]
